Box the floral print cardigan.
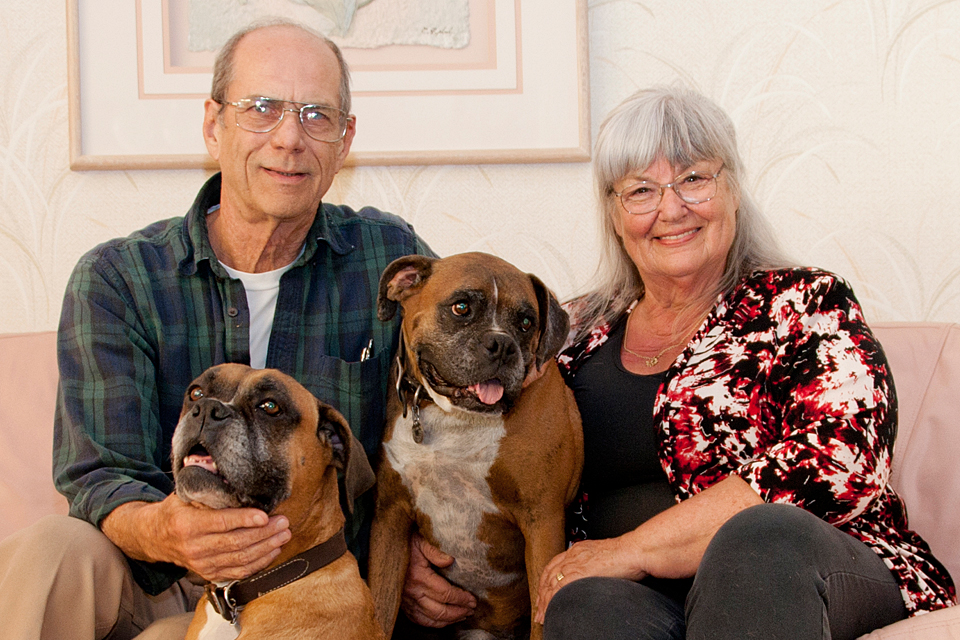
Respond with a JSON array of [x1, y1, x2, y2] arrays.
[[557, 268, 956, 615]]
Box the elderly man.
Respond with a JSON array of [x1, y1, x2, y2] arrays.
[[0, 21, 474, 640]]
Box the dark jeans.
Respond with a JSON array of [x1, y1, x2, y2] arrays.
[[543, 503, 907, 640]]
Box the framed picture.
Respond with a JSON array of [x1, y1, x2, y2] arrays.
[[67, 0, 590, 170]]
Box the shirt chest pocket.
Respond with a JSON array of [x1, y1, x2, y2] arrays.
[[304, 346, 393, 459]]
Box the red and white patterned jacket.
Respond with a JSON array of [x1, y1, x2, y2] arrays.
[[558, 268, 956, 615]]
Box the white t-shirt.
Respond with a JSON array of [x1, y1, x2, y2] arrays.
[[220, 250, 302, 369]]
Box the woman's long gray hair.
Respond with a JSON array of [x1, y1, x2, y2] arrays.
[[572, 85, 791, 342]]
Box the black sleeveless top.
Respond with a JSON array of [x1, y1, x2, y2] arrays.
[[566, 318, 675, 539]]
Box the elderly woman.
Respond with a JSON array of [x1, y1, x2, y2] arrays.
[[531, 86, 956, 639]]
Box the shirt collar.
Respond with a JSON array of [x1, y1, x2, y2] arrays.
[[178, 172, 354, 276]]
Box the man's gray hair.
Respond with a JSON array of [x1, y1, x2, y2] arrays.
[[210, 19, 352, 115], [574, 85, 791, 341]]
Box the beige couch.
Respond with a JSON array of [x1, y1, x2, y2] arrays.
[[1, 324, 957, 637]]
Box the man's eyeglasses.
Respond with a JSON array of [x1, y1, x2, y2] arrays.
[[221, 97, 351, 143], [613, 165, 724, 215]]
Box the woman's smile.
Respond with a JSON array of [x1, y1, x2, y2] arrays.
[[653, 227, 700, 243]]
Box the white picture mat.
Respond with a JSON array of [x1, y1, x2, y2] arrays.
[[141, 0, 519, 94], [67, 0, 590, 169]]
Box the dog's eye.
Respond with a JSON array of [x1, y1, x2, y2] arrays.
[[520, 316, 534, 332], [189, 387, 204, 401], [259, 400, 281, 416], [451, 301, 470, 317]]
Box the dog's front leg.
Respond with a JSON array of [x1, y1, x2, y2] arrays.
[[522, 509, 568, 640], [368, 467, 414, 637]]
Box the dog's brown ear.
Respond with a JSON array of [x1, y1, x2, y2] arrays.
[[529, 274, 570, 369], [317, 402, 376, 514], [377, 255, 435, 321]]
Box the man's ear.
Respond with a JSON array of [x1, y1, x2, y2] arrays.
[[202, 98, 223, 162], [333, 116, 356, 169]]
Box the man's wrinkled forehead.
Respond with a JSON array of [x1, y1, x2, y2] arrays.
[[227, 26, 342, 105]]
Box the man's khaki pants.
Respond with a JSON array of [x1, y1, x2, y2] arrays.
[[0, 515, 203, 640]]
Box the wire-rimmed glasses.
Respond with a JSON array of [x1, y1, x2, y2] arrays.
[[221, 97, 351, 143], [613, 165, 724, 214]]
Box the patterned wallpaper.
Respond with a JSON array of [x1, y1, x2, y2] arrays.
[[2, 0, 958, 335]]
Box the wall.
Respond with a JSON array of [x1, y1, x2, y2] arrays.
[[2, 0, 958, 335]]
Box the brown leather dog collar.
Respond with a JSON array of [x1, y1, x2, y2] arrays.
[[206, 528, 348, 625]]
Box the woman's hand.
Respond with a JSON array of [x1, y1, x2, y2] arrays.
[[534, 476, 765, 625], [401, 532, 477, 628], [534, 537, 647, 625]]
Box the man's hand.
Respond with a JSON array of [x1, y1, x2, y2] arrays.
[[101, 494, 291, 582], [400, 533, 477, 628]]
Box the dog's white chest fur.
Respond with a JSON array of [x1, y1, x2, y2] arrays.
[[384, 406, 522, 595], [195, 599, 240, 640]]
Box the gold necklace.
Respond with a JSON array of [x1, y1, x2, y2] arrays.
[[621, 340, 684, 367], [621, 304, 709, 367]]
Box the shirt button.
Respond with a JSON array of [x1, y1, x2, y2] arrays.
[[227, 307, 239, 317]]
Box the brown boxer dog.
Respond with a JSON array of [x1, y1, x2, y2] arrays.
[[172, 363, 385, 640], [368, 252, 583, 640]]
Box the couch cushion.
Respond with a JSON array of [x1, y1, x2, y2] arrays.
[[858, 604, 960, 639], [0, 331, 67, 541], [872, 322, 960, 586]]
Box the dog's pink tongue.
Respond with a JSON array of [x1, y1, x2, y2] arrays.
[[470, 380, 504, 405], [183, 454, 218, 474]]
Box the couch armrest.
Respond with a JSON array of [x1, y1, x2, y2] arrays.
[[872, 322, 960, 585], [0, 332, 67, 541]]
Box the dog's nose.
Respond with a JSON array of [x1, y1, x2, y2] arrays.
[[482, 332, 518, 363], [192, 398, 234, 424]]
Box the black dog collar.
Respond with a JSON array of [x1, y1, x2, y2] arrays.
[[206, 528, 348, 625]]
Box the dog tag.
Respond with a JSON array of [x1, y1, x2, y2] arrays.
[[411, 403, 424, 444]]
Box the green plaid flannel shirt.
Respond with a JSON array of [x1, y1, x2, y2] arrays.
[[53, 173, 433, 594]]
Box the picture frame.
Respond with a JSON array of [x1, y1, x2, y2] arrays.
[[67, 0, 590, 170]]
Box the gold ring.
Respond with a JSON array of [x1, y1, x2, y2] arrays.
[[556, 572, 564, 582]]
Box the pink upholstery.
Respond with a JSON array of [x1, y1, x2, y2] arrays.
[[0, 325, 955, 635], [859, 605, 960, 640], [860, 323, 960, 639], [872, 323, 960, 584], [0, 332, 67, 541]]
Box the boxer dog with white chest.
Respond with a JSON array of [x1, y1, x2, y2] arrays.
[[369, 252, 584, 640], [172, 363, 385, 640]]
